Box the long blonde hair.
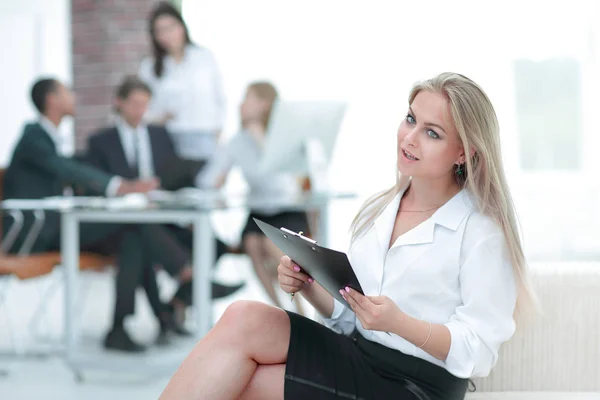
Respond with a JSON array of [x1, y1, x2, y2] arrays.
[[350, 72, 534, 314]]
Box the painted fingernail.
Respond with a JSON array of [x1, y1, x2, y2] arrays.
[[345, 286, 350, 293], [308, 278, 314, 283], [339, 289, 345, 296], [293, 266, 301, 272]]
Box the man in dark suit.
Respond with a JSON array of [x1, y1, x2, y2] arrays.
[[85, 76, 243, 333], [1, 78, 189, 352]]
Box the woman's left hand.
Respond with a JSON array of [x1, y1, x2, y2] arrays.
[[341, 287, 405, 333]]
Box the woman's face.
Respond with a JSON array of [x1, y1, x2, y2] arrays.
[[397, 90, 465, 180], [153, 15, 186, 53], [240, 89, 268, 124]]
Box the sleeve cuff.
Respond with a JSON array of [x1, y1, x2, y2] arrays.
[[443, 321, 478, 378], [105, 177, 123, 197], [321, 298, 346, 323], [329, 298, 346, 320], [320, 299, 355, 335]]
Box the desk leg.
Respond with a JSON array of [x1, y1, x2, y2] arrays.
[[193, 214, 213, 338], [318, 203, 330, 248], [61, 213, 80, 377]]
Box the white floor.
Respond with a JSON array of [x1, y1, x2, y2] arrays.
[[0, 253, 310, 399], [3, 253, 600, 399]]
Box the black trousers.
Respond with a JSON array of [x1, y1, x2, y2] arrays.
[[48, 223, 190, 325], [164, 225, 229, 306]]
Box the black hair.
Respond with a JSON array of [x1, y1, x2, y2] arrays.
[[30, 78, 59, 114], [116, 75, 152, 99], [148, 1, 192, 78]]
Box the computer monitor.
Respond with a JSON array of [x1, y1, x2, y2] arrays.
[[259, 100, 347, 192]]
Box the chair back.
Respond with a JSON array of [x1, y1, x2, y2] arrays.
[[0, 168, 6, 245]]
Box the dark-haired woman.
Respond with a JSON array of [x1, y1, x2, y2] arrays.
[[139, 1, 226, 162]]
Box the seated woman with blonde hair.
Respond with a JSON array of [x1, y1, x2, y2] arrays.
[[198, 81, 310, 315], [168, 72, 533, 400]]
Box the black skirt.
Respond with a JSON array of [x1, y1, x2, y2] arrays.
[[242, 211, 310, 239], [284, 311, 469, 400]]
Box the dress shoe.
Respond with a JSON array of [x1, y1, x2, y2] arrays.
[[163, 305, 193, 337], [170, 323, 193, 337], [104, 326, 146, 353], [211, 281, 245, 299]]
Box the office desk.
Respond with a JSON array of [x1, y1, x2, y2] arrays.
[[1, 190, 354, 380]]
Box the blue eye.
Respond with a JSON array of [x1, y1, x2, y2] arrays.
[[427, 130, 440, 139], [406, 114, 415, 124]]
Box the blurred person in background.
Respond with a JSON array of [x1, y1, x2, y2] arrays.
[[197, 82, 310, 315], [2, 77, 163, 352], [86, 75, 243, 337], [139, 1, 226, 162]]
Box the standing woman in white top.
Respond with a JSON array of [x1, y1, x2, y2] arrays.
[[139, 2, 226, 161], [159, 73, 534, 400]]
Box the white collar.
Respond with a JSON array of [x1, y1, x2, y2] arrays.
[[432, 188, 474, 231], [39, 116, 61, 145], [373, 184, 474, 248], [116, 116, 146, 134], [164, 44, 196, 69]]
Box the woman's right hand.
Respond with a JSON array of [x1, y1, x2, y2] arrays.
[[277, 255, 313, 294]]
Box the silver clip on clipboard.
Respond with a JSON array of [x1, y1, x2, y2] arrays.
[[254, 218, 363, 306], [280, 227, 318, 244]]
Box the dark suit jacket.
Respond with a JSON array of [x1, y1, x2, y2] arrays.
[[2, 122, 114, 252], [86, 125, 203, 191]]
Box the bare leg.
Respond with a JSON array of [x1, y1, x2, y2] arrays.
[[263, 238, 306, 316], [260, 238, 280, 281], [159, 301, 290, 400], [244, 234, 282, 307], [238, 364, 285, 400]]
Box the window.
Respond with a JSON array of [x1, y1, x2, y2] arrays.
[[514, 58, 582, 171]]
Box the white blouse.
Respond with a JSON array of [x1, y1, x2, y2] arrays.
[[139, 45, 226, 133], [139, 45, 225, 161], [322, 187, 518, 379], [196, 131, 300, 215]]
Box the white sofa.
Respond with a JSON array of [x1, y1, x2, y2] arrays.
[[466, 263, 600, 399]]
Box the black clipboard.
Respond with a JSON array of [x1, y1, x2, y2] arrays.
[[254, 218, 363, 309]]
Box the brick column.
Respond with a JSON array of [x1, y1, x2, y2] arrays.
[[71, 0, 157, 150]]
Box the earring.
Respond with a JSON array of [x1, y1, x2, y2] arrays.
[[455, 163, 464, 176]]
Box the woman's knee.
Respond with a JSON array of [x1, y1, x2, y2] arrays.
[[193, 301, 290, 364], [188, 301, 262, 356], [217, 300, 287, 339], [220, 300, 268, 326]]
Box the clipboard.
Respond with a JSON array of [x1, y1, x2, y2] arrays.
[[254, 218, 363, 309]]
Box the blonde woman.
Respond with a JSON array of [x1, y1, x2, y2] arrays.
[[159, 73, 533, 400], [197, 81, 310, 313]]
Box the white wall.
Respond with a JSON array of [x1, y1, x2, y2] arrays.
[[0, 0, 72, 166], [1, 0, 598, 260], [183, 0, 600, 259]]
